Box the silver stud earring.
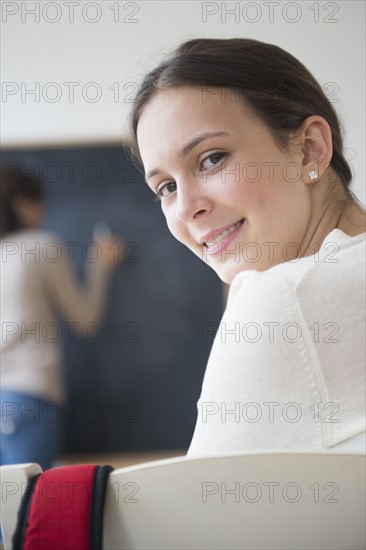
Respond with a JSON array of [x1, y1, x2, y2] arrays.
[[309, 169, 318, 181]]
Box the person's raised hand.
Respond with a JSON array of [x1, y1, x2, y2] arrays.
[[95, 235, 128, 269], [92, 223, 128, 269]]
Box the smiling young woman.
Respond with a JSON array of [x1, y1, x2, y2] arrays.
[[127, 38, 366, 454]]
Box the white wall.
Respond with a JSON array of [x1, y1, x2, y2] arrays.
[[1, 0, 365, 203]]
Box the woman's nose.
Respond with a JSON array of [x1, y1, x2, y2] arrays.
[[175, 178, 212, 222]]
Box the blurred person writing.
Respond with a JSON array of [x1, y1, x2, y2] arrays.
[[0, 165, 125, 470]]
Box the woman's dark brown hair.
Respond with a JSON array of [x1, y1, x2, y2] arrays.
[[0, 163, 44, 238], [128, 37, 354, 199]]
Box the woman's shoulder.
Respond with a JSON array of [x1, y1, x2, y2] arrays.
[[1, 228, 61, 244], [319, 227, 365, 250], [1, 228, 62, 248], [0, 229, 63, 265], [227, 228, 365, 305]]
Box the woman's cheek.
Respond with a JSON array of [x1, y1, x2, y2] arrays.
[[166, 216, 186, 245]]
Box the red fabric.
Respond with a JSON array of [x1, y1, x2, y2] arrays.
[[24, 464, 97, 550]]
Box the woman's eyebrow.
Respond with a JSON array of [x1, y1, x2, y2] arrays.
[[145, 131, 231, 181], [181, 131, 231, 156]]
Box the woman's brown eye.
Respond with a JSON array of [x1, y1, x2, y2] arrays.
[[157, 181, 176, 198], [201, 152, 226, 171], [210, 153, 224, 164]]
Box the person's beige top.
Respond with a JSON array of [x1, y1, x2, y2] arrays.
[[0, 229, 111, 402], [188, 229, 366, 454]]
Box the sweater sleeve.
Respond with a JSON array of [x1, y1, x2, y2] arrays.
[[41, 235, 112, 329], [187, 270, 334, 455]]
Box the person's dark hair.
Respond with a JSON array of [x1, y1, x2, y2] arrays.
[[0, 163, 44, 238], [128, 37, 354, 199]]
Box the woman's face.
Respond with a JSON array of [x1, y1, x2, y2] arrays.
[[137, 86, 313, 284]]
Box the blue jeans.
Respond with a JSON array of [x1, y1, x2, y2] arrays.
[[0, 391, 63, 471]]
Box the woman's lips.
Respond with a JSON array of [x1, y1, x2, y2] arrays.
[[204, 219, 245, 256]]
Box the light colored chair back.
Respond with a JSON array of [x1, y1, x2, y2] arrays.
[[1, 450, 365, 549]]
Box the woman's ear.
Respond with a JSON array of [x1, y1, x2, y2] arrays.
[[296, 115, 333, 184]]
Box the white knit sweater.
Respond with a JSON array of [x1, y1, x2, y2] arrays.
[[188, 229, 366, 454]]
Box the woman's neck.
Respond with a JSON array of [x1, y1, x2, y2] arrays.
[[336, 197, 366, 236], [300, 194, 365, 260]]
